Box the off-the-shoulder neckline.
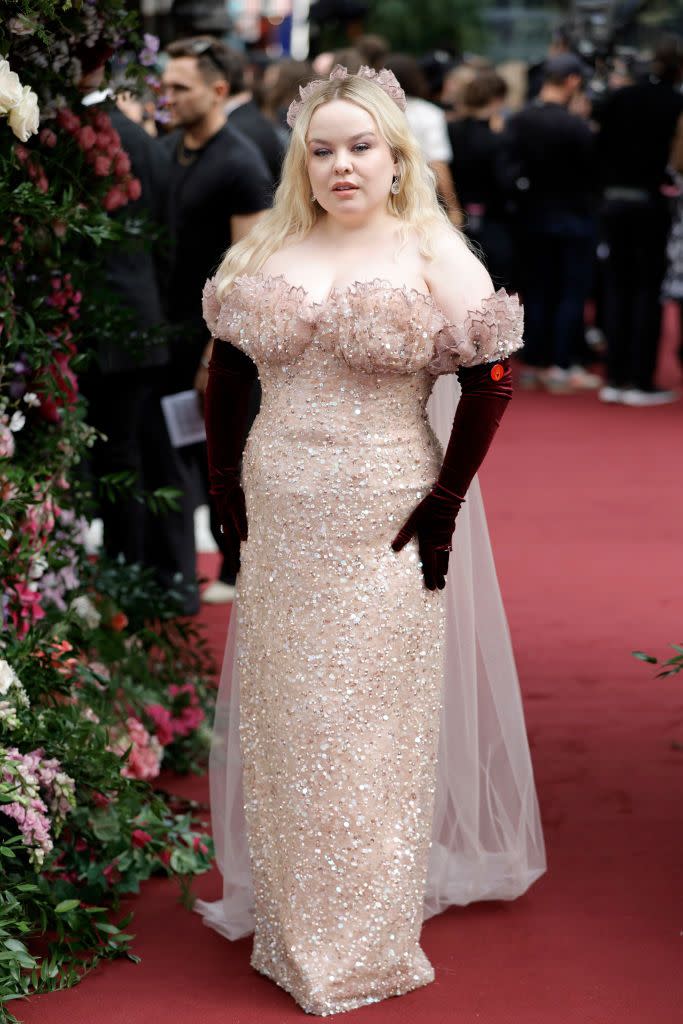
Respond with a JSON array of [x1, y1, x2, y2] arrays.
[[229, 271, 438, 310]]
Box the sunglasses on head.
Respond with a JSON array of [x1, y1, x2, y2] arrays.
[[188, 38, 225, 75]]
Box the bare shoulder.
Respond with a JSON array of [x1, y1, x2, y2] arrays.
[[423, 225, 494, 323], [258, 235, 309, 277]]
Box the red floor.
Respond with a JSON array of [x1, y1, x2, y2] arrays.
[[18, 361, 683, 1023]]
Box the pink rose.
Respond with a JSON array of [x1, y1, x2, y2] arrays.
[[92, 111, 111, 132], [93, 154, 112, 177], [126, 177, 142, 201], [77, 125, 97, 150], [39, 128, 57, 148], [36, 174, 48, 193], [56, 108, 81, 134], [114, 151, 131, 176], [103, 187, 127, 212]]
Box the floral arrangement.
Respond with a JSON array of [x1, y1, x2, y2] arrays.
[[0, 2, 217, 1018]]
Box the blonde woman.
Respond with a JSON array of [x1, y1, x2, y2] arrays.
[[196, 66, 545, 1015]]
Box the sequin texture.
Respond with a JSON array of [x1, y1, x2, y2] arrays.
[[203, 273, 523, 1015]]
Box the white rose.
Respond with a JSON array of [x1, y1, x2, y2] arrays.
[[0, 59, 22, 115], [70, 594, 101, 630], [8, 85, 40, 142], [9, 410, 25, 432], [0, 659, 19, 697]]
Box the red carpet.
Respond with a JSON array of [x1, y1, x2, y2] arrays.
[[18, 362, 683, 1022]]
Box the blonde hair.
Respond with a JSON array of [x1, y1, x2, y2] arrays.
[[214, 73, 455, 300]]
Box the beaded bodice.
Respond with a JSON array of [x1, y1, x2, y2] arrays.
[[202, 273, 524, 376]]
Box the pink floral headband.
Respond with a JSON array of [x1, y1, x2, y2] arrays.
[[286, 64, 407, 129]]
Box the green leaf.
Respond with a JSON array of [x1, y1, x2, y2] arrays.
[[55, 899, 81, 914], [632, 651, 658, 664]]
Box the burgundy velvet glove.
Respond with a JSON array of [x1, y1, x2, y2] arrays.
[[204, 339, 257, 576], [391, 359, 513, 591]]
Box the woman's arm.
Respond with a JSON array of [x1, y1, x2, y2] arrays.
[[393, 232, 519, 590]]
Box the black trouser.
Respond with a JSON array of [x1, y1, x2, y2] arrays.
[[83, 366, 200, 614], [602, 198, 671, 390], [519, 224, 596, 370], [83, 366, 155, 565]]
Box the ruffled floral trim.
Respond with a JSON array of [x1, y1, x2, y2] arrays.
[[201, 277, 221, 337], [429, 289, 524, 375]]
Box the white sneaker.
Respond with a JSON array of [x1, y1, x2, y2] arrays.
[[568, 366, 602, 390], [621, 388, 678, 407], [540, 366, 572, 393], [598, 385, 625, 404], [201, 580, 236, 604]]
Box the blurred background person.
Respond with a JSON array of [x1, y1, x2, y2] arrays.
[[596, 36, 683, 406], [383, 52, 462, 226], [79, 64, 174, 582], [504, 53, 600, 393], [159, 36, 273, 606], [448, 70, 513, 288], [222, 44, 285, 184], [356, 33, 390, 71], [262, 58, 315, 144]]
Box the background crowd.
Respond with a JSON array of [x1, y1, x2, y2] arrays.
[[84, 24, 683, 610]]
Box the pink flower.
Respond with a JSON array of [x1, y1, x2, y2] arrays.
[[39, 128, 57, 148], [77, 126, 97, 150], [15, 144, 29, 163], [145, 703, 174, 746], [103, 187, 127, 212], [56, 108, 81, 134], [126, 177, 142, 201], [36, 174, 48, 194], [114, 151, 131, 176], [131, 828, 153, 848], [8, 582, 45, 637], [92, 111, 111, 132], [108, 717, 162, 781], [102, 861, 121, 885], [93, 154, 112, 177]]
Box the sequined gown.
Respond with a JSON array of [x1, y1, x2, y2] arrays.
[[202, 274, 523, 1016]]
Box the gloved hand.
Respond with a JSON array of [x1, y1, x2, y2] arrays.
[[204, 338, 257, 576], [391, 359, 513, 590]]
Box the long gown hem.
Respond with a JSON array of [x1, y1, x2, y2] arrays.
[[250, 949, 435, 1017]]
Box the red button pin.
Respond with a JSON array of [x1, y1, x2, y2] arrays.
[[491, 363, 504, 382]]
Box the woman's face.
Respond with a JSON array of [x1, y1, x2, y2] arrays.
[[306, 99, 398, 221]]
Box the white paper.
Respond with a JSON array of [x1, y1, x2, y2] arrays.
[[161, 390, 207, 448]]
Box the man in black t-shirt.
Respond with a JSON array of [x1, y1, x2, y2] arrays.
[[504, 54, 599, 392], [595, 39, 683, 406], [158, 36, 273, 607]]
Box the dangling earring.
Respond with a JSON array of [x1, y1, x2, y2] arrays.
[[310, 193, 316, 202], [390, 175, 400, 196]]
